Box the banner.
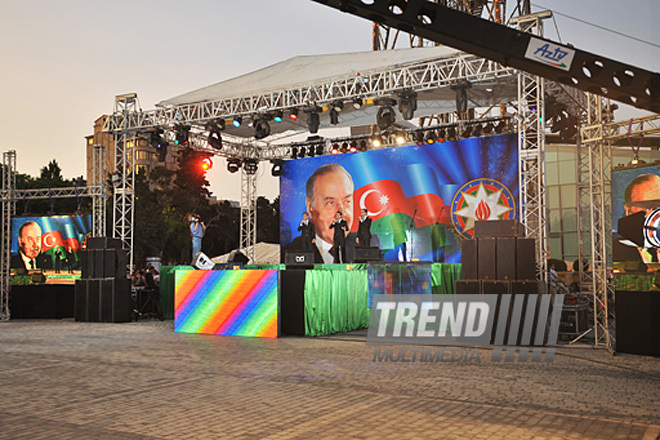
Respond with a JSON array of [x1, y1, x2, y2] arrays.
[[280, 134, 519, 263]]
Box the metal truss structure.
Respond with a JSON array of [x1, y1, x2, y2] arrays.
[[516, 14, 547, 281], [92, 144, 107, 237], [240, 170, 258, 261], [0, 150, 106, 320], [1, 151, 16, 320]]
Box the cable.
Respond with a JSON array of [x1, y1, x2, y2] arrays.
[[532, 3, 660, 50]]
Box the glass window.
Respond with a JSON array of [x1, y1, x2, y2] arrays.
[[558, 161, 576, 184], [562, 208, 578, 231], [562, 232, 579, 256], [560, 185, 577, 208], [549, 235, 562, 260], [545, 147, 558, 163], [548, 186, 560, 210], [557, 147, 576, 162], [549, 209, 562, 233], [546, 162, 559, 185]]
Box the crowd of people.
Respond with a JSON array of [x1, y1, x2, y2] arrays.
[[131, 266, 160, 289]]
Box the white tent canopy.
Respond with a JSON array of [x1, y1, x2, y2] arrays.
[[213, 242, 280, 265]]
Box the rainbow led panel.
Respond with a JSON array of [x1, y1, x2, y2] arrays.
[[175, 270, 279, 338]]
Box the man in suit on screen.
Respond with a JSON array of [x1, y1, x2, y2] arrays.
[[10, 220, 52, 270]]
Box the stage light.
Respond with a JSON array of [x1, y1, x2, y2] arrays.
[[398, 90, 417, 120], [291, 146, 299, 159], [415, 132, 424, 145], [376, 105, 396, 130], [472, 124, 483, 137], [495, 121, 506, 134], [289, 108, 298, 120], [316, 144, 324, 156], [447, 127, 457, 141], [227, 158, 241, 173], [484, 122, 494, 134], [298, 146, 306, 158], [307, 110, 320, 134], [461, 126, 473, 138], [174, 125, 190, 145], [208, 127, 223, 150], [329, 108, 339, 125], [243, 159, 258, 175], [371, 136, 382, 148], [333, 100, 344, 112], [437, 129, 446, 143], [253, 116, 271, 140], [148, 128, 167, 149], [273, 110, 283, 123], [201, 157, 213, 171], [349, 141, 358, 153], [353, 98, 363, 109], [232, 117, 243, 127], [270, 159, 284, 177], [425, 131, 435, 144], [394, 131, 406, 145], [340, 142, 349, 153], [331, 143, 339, 155], [307, 145, 316, 157], [359, 139, 368, 151]]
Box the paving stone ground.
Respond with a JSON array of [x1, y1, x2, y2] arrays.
[[0, 319, 658, 439]]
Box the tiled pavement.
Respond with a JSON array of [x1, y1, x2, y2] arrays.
[[0, 319, 658, 439]]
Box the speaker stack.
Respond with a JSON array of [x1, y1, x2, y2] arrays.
[[75, 237, 132, 322], [455, 220, 540, 295]]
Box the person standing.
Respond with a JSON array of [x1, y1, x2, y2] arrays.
[[297, 212, 316, 251], [356, 208, 372, 248], [189, 214, 206, 261], [330, 211, 349, 264]]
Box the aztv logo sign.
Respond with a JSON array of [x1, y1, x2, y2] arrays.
[[367, 294, 563, 362]]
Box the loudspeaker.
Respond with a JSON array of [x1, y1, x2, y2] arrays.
[[93, 249, 104, 278], [228, 250, 249, 264], [516, 238, 537, 281], [75, 280, 87, 321], [477, 237, 497, 280], [455, 280, 480, 295], [511, 280, 540, 295], [354, 246, 380, 263], [99, 278, 132, 323], [193, 252, 215, 270], [496, 237, 517, 280], [474, 220, 524, 238], [103, 249, 116, 278], [87, 278, 101, 322], [482, 280, 510, 295], [285, 251, 315, 267], [461, 239, 478, 280]]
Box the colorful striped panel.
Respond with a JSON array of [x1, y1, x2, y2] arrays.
[[174, 270, 279, 338]]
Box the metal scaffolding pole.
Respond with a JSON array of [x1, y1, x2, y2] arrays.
[[239, 168, 257, 262], [1, 150, 16, 320], [111, 94, 138, 272], [92, 144, 107, 238], [516, 15, 548, 282]]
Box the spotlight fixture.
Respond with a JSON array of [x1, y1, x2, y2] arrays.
[[332, 100, 344, 112], [472, 124, 483, 137], [291, 147, 299, 159], [461, 126, 472, 138], [331, 144, 340, 155], [371, 136, 382, 148], [307, 145, 316, 157], [359, 139, 368, 152], [270, 159, 284, 177], [227, 158, 241, 173], [307, 109, 320, 134], [315, 144, 324, 156], [394, 131, 406, 145], [174, 125, 190, 145], [329, 108, 339, 125], [425, 131, 435, 144], [232, 117, 243, 127], [353, 98, 363, 109], [243, 159, 258, 175], [447, 127, 457, 141], [484, 122, 495, 134], [340, 142, 349, 153], [298, 146, 306, 158], [415, 131, 424, 145], [289, 108, 298, 121], [201, 157, 213, 171], [495, 121, 506, 134], [376, 105, 396, 130], [398, 90, 418, 120], [253, 116, 271, 140], [349, 141, 358, 153], [208, 127, 223, 150], [273, 110, 283, 123], [437, 129, 446, 143], [148, 128, 167, 149]]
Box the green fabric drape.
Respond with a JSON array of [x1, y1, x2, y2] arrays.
[[431, 263, 462, 294], [160, 265, 194, 319], [304, 270, 370, 337]]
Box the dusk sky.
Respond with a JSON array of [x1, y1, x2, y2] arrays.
[[1, 0, 658, 202]]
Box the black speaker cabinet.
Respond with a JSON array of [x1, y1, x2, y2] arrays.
[[74, 280, 88, 321], [285, 251, 315, 267], [455, 280, 480, 295], [496, 237, 517, 281], [482, 280, 510, 295], [461, 239, 478, 280], [511, 280, 540, 295], [88, 279, 101, 322], [516, 238, 537, 281], [477, 237, 497, 280], [354, 246, 380, 263], [474, 220, 524, 238], [75, 278, 131, 323]]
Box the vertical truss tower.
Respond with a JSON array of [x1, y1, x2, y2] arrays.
[[92, 144, 107, 238], [1, 150, 16, 320], [240, 168, 258, 262]]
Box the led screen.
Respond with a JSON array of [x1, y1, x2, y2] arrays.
[[280, 134, 519, 263], [175, 270, 279, 338], [10, 214, 92, 285]]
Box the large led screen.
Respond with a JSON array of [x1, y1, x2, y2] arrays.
[[175, 270, 279, 338], [10, 214, 92, 284], [280, 134, 519, 263], [612, 164, 660, 272]]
